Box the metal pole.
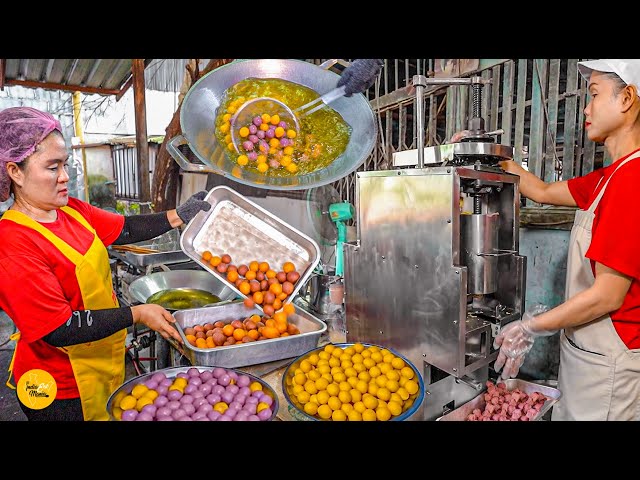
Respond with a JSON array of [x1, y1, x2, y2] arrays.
[[413, 75, 428, 168], [72, 91, 90, 203]]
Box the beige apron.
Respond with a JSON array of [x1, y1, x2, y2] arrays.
[[552, 152, 640, 421]]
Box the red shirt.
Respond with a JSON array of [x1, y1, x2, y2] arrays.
[[567, 148, 640, 349], [0, 197, 124, 399]]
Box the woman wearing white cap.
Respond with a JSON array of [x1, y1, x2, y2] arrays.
[[491, 59, 640, 420]]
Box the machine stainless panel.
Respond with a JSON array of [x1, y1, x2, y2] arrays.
[[345, 170, 463, 376], [344, 165, 526, 416]]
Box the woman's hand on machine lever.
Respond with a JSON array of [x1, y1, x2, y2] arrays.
[[449, 130, 472, 143], [498, 160, 525, 175], [131, 304, 184, 344], [448, 133, 525, 176]]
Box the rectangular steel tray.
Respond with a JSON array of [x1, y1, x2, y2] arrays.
[[109, 230, 189, 268], [437, 379, 562, 421], [109, 247, 189, 269], [173, 301, 327, 368], [180, 186, 321, 312]]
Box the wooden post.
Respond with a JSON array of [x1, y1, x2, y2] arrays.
[[132, 59, 150, 205], [0, 59, 5, 91]]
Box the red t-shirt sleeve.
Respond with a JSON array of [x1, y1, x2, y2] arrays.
[[587, 168, 640, 280], [67, 197, 124, 246], [567, 169, 604, 210], [0, 254, 73, 343]]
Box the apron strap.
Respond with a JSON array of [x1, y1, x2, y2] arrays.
[[588, 151, 640, 213], [60, 206, 96, 234], [0, 209, 88, 265], [5, 331, 21, 390]]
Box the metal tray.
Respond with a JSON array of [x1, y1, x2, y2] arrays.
[[436, 379, 562, 421], [180, 186, 321, 312], [109, 231, 189, 268], [106, 365, 278, 421], [173, 301, 327, 368], [109, 248, 190, 269]]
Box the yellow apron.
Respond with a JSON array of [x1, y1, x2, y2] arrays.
[[2, 206, 126, 421]]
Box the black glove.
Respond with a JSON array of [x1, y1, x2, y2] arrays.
[[337, 59, 384, 97], [176, 190, 211, 224]]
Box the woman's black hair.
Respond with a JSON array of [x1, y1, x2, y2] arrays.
[[602, 71, 630, 95]]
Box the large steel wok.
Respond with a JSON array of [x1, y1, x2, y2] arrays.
[[128, 270, 237, 311], [167, 59, 377, 190]]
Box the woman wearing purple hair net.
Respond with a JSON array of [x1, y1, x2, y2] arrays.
[[0, 106, 212, 421]]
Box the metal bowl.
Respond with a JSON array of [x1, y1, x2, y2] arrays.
[[282, 342, 425, 421], [128, 270, 237, 310], [106, 366, 279, 421], [168, 59, 377, 191]]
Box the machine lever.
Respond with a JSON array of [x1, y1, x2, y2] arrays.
[[455, 375, 484, 391]]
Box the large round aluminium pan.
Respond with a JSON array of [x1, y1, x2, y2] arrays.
[[128, 270, 236, 310], [167, 59, 377, 191]]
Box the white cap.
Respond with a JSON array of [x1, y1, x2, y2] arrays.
[[577, 59, 640, 96]]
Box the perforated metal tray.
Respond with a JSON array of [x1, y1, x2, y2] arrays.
[[180, 186, 321, 313]]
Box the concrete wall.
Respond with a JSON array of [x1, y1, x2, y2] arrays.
[[83, 145, 114, 180], [517, 228, 570, 380]]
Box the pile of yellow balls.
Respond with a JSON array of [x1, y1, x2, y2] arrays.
[[284, 343, 422, 421]]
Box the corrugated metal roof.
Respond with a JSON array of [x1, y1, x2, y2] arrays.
[[144, 59, 211, 92], [1, 59, 218, 96]]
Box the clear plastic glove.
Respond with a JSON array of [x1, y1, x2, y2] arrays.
[[493, 304, 555, 380], [337, 59, 384, 97], [175, 190, 211, 224]]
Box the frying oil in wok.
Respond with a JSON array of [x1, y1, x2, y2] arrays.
[[146, 289, 222, 311], [215, 77, 351, 176]]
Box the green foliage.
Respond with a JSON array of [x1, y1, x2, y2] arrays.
[[88, 175, 116, 210]]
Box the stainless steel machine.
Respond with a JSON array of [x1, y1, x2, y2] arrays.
[[343, 75, 527, 420]]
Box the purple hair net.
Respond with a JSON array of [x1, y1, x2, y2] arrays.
[[0, 107, 63, 202]]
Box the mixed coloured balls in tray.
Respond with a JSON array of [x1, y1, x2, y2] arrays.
[[283, 343, 424, 421], [183, 303, 301, 349], [202, 251, 302, 317], [108, 366, 278, 421]]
